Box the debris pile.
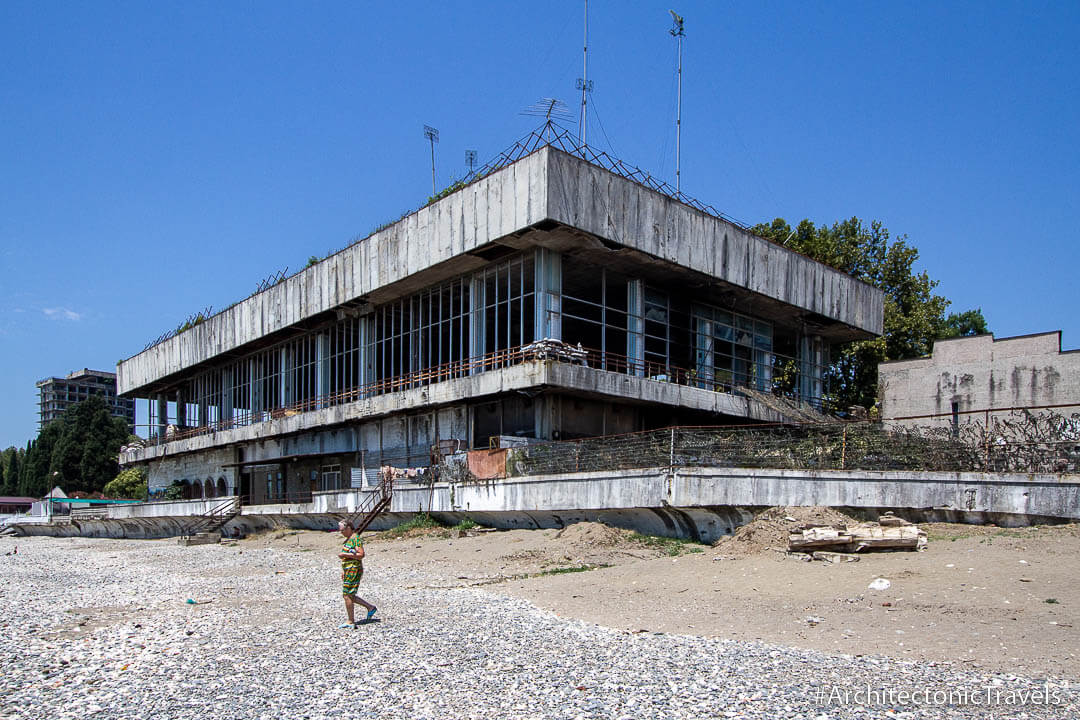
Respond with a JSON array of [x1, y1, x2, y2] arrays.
[[714, 506, 857, 557], [788, 512, 927, 554]]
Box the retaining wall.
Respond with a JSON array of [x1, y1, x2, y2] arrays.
[[12, 467, 1079, 542]]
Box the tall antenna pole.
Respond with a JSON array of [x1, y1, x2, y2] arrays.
[[580, 0, 588, 145], [669, 10, 684, 195], [423, 125, 439, 195]]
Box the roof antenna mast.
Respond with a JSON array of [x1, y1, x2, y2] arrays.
[[669, 9, 685, 195], [423, 125, 439, 196], [576, 0, 593, 149]]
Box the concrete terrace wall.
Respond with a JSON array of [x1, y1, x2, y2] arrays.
[[118, 152, 550, 394], [16, 467, 1080, 541], [544, 149, 884, 336], [880, 332, 1080, 424]]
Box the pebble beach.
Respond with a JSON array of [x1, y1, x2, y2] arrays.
[[1, 534, 1074, 720]]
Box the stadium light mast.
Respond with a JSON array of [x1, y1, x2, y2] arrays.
[[669, 9, 684, 195]]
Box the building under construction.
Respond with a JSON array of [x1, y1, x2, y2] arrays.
[[37, 368, 136, 433], [117, 131, 884, 504]]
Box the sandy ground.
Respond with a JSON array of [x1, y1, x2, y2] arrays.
[[243, 510, 1080, 680]]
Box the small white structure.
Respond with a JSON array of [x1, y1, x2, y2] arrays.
[[29, 486, 69, 517]]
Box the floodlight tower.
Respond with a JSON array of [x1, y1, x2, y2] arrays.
[[424, 125, 439, 195], [669, 9, 684, 195]]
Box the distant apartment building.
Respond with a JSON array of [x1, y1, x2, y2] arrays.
[[37, 369, 136, 432]]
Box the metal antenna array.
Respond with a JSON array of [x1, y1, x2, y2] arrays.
[[521, 98, 574, 140], [423, 125, 439, 196], [465, 149, 477, 177], [577, 0, 592, 147], [669, 9, 685, 195]]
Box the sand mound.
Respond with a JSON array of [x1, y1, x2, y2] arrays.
[[554, 521, 635, 549], [715, 506, 857, 557]]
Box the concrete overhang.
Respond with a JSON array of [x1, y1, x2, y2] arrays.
[[118, 146, 884, 397]]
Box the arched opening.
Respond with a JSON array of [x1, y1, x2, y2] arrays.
[[189, 480, 202, 499], [217, 476, 228, 497], [181, 480, 193, 500], [204, 478, 215, 499]]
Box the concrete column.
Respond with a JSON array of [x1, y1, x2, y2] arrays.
[[280, 347, 293, 407], [250, 358, 262, 421], [175, 388, 186, 428], [533, 248, 562, 341], [221, 369, 233, 427], [358, 316, 372, 396], [196, 376, 207, 427], [469, 275, 485, 374], [316, 333, 329, 408], [155, 394, 167, 438], [626, 280, 645, 376]]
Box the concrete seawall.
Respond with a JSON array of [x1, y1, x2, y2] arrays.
[[11, 466, 1080, 542]]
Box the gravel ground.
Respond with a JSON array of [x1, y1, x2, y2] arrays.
[[1, 535, 1075, 720]]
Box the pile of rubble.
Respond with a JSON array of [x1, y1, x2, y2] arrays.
[[788, 512, 927, 559]]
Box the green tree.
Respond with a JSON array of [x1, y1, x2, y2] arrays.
[[752, 217, 988, 410], [103, 467, 148, 500], [939, 308, 989, 338], [21, 396, 132, 496], [49, 396, 130, 494], [0, 446, 24, 495], [21, 422, 62, 497]]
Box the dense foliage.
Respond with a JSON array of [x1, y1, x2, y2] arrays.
[[751, 217, 988, 411], [13, 396, 133, 497], [103, 467, 148, 500]]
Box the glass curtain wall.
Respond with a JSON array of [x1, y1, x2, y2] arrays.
[[155, 253, 537, 435], [145, 249, 826, 436]]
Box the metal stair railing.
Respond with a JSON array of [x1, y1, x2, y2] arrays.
[[344, 474, 393, 535], [183, 496, 241, 539]]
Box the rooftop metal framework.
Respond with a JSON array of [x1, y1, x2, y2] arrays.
[[470, 121, 745, 226], [135, 122, 754, 355]]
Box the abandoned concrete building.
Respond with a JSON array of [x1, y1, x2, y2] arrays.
[[117, 138, 884, 504], [880, 331, 1080, 429]]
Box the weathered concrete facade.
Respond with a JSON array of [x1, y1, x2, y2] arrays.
[[117, 146, 884, 498], [880, 332, 1080, 427]]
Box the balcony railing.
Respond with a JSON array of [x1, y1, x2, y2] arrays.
[[134, 340, 825, 449]]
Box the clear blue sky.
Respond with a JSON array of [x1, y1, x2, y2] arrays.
[[2, 1, 1078, 449]]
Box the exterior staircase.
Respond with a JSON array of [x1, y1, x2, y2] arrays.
[[179, 496, 241, 545], [344, 474, 393, 534]]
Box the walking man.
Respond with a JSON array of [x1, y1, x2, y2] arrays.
[[337, 519, 376, 628]]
